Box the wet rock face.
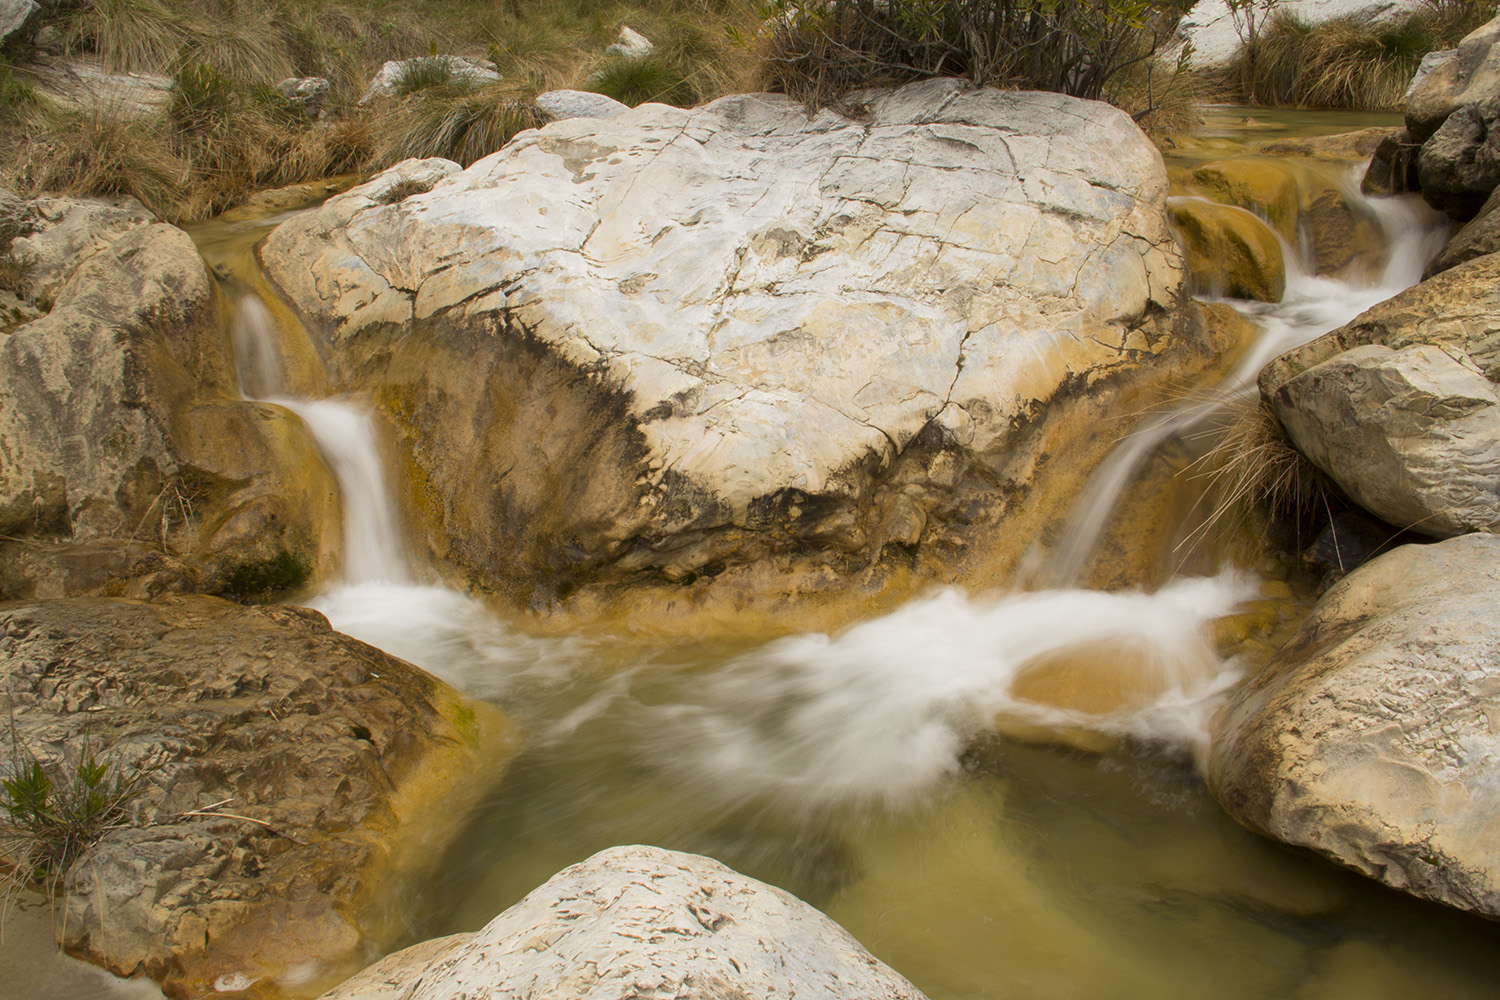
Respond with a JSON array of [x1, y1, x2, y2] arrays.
[[0, 596, 515, 1000], [1406, 12, 1500, 143], [262, 79, 1204, 612], [0, 193, 339, 600], [1417, 96, 1500, 220], [1168, 199, 1286, 302], [319, 845, 930, 1000], [1207, 533, 1500, 918]]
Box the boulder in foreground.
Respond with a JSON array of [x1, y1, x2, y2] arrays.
[[1208, 534, 1500, 917], [0, 596, 516, 999], [319, 845, 929, 1000]]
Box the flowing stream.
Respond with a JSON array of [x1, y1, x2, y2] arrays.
[[42, 109, 1489, 1000]]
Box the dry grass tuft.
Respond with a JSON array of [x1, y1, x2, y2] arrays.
[[1228, 3, 1499, 110], [367, 82, 548, 168], [1185, 395, 1342, 548]]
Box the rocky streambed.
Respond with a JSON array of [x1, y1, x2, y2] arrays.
[[4, 34, 1500, 1000]]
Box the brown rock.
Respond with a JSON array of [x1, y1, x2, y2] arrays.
[[1427, 186, 1500, 275], [1168, 198, 1286, 302], [1207, 533, 1500, 917], [0, 596, 517, 1000]]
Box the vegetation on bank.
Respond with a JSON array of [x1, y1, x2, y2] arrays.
[[0, 0, 1494, 220], [1224, 0, 1500, 110]]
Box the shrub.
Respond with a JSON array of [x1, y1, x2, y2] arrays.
[[587, 53, 694, 106], [757, 0, 1197, 108]]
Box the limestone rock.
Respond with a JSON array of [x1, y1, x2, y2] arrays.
[[1184, 156, 1384, 278], [1416, 96, 1500, 220], [261, 80, 1203, 618], [320, 845, 928, 1000], [1362, 127, 1422, 196], [1271, 343, 1500, 537], [604, 25, 654, 59], [534, 88, 629, 121], [1168, 197, 1286, 302], [1405, 47, 1457, 102], [24, 54, 172, 118], [359, 56, 500, 104], [0, 194, 340, 600], [276, 76, 331, 119], [1207, 533, 1500, 917], [1430, 187, 1500, 276], [1260, 251, 1500, 395], [1407, 12, 1500, 143], [0, 596, 517, 999], [0, 0, 38, 46]]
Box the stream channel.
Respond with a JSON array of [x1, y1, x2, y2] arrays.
[[16, 107, 1500, 1000]]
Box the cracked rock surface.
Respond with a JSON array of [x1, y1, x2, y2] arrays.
[[1207, 533, 1500, 917], [0, 596, 516, 1000], [262, 79, 1196, 610], [318, 844, 929, 1000]]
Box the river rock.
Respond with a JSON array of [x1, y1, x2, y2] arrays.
[[533, 88, 629, 121], [276, 76, 331, 119], [0, 596, 517, 999], [0, 193, 340, 600], [1207, 532, 1500, 917], [1183, 156, 1384, 278], [1416, 95, 1500, 220], [1427, 184, 1500, 275], [24, 54, 172, 118], [262, 78, 1213, 624], [359, 56, 500, 104], [1168, 198, 1286, 302], [1271, 343, 1500, 537], [319, 845, 928, 1000], [1362, 127, 1422, 196], [1261, 250, 1500, 394], [1258, 126, 1394, 160], [1407, 12, 1500, 143], [0, 0, 38, 46], [604, 25, 654, 59]]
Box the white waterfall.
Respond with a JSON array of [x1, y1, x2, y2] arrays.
[[232, 297, 410, 585], [1035, 189, 1447, 586]]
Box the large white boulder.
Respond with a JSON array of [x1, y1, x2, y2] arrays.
[[262, 78, 1203, 614], [319, 845, 928, 1000]]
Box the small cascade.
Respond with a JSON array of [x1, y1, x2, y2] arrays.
[[232, 296, 410, 585], [1036, 188, 1447, 587]]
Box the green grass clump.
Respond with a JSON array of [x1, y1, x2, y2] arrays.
[[1, 739, 143, 893]]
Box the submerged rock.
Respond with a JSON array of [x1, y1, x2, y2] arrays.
[[319, 845, 928, 1000], [0, 596, 517, 999], [0, 193, 341, 600], [262, 78, 1223, 625], [1168, 198, 1286, 302], [1207, 533, 1500, 917]]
